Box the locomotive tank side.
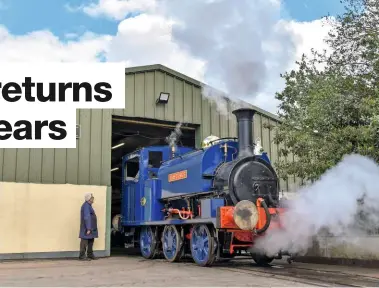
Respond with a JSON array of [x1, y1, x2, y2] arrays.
[[157, 140, 239, 199]]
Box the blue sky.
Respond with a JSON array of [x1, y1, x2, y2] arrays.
[[282, 0, 345, 21], [0, 0, 116, 37], [0, 0, 345, 114], [0, 0, 345, 39]]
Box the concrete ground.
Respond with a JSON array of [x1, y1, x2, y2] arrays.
[[1, 255, 379, 287]]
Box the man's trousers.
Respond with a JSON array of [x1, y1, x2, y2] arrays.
[[79, 238, 94, 259]]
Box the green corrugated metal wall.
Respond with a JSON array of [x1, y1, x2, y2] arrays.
[[0, 64, 301, 193], [0, 109, 112, 186]]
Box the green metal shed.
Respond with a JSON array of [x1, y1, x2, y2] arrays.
[[0, 64, 301, 194]]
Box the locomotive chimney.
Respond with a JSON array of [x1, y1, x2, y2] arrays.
[[232, 108, 256, 157]]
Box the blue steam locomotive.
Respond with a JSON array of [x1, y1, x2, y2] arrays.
[[117, 108, 289, 266]]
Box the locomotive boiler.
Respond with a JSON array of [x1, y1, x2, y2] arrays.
[[118, 107, 290, 266]]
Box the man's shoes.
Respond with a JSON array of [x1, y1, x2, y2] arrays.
[[88, 256, 98, 260], [79, 257, 91, 261]]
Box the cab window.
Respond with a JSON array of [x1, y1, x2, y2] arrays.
[[124, 158, 139, 182], [148, 151, 163, 168]]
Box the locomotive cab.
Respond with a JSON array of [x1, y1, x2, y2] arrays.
[[121, 146, 194, 225]]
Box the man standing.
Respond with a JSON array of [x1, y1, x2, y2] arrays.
[[79, 192, 98, 261]]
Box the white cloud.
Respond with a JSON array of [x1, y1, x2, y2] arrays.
[[70, 0, 158, 21], [79, 0, 333, 113], [283, 18, 332, 68], [251, 18, 332, 112], [0, 0, 334, 114], [0, 26, 112, 62], [106, 14, 205, 81]]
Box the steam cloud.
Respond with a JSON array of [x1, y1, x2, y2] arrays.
[[253, 154, 379, 257], [166, 122, 183, 147], [159, 0, 297, 111]]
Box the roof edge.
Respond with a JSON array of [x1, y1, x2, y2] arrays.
[[125, 64, 281, 122], [125, 64, 202, 87], [236, 100, 281, 122]]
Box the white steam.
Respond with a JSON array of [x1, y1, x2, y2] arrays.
[[253, 154, 379, 257], [165, 122, 183, 147], [201, 85, 230, 116], [201, 84, 254, 117], [159, 0, 297, 107]]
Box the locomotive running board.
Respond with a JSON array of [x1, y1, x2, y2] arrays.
[[123, 218, 218, 226], [159, 190, 219, 201]]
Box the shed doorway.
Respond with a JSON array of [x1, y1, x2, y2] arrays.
[[110, 115, 197, 254]]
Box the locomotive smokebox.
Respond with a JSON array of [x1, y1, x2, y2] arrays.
[[213, 107, 279, 207], [232, 108, 256, 157]]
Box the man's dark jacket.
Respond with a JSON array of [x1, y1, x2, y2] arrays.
[[79, 201, 98, 239]]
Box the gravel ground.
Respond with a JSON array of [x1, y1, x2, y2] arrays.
[[1, 255, 379, 287]]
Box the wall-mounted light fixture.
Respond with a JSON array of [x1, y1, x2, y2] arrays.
[[156, 92, 170, 104], [76, 124, 81, 139], [112, 142, 125, 150], [111, 167, 119, 172]]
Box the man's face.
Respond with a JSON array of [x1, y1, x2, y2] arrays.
[[89, 196, 94, 204]]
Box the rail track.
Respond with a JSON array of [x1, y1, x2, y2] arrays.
[[211, 259, 379, 287]]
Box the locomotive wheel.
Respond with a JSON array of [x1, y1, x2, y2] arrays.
[[139, 226, 158, 259], [190, 224, 216, 267], [251, 254, 274, 266], [162, 225, 183, 262]]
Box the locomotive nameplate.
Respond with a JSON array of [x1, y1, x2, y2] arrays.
[[168, 170, 187, 182]]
